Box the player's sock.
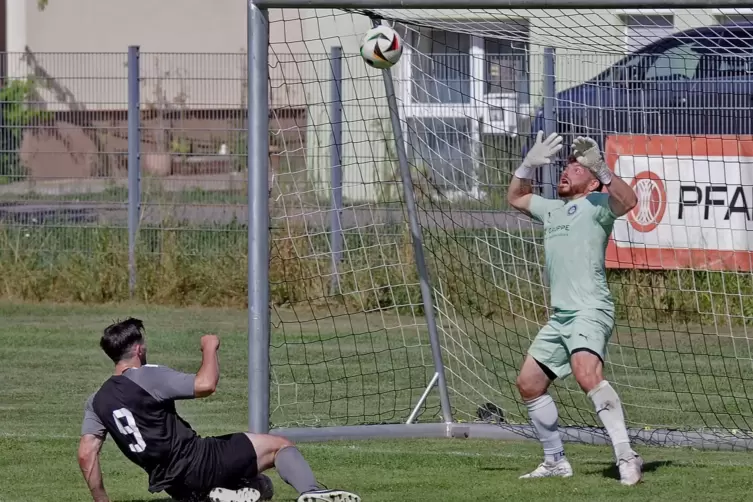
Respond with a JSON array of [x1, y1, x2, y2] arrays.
[[526, 394, 566, 463], [275, 446, 320, 494], [587, 380, 633, 462]]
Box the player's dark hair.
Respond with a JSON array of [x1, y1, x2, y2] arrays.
[[101, 317, 145, 363]]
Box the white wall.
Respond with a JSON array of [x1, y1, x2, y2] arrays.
[[6, 1, 308, 110]]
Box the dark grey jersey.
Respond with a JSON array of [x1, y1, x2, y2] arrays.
[[81, 364, 200, 492]]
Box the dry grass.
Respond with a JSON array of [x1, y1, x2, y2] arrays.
[[0, 222, 751, 328]]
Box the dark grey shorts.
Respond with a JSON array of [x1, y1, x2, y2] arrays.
[[165, 433, 258, 499]]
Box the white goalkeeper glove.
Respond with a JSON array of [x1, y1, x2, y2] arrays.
[[571, 136, 612, 186], [515, 130, 563, 180]]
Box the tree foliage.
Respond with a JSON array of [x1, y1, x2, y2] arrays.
[[0, 79, 53, 182]]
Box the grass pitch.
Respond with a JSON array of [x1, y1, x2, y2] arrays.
[[2, 302, 753, 502]]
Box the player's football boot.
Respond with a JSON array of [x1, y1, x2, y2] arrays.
[[618, 453, 643, 486], [208, 486, 261, 502], [297, 489, 361, 502], [519, 458, 574, 479], [242, 474, 274, 501]]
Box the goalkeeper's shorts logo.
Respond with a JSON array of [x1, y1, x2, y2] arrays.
[[628, 171, 666, 233]]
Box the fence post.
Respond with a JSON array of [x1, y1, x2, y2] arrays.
[[330, 46, 344, 295], [127, 45, 140, 298], [542, 47, 556, 199]]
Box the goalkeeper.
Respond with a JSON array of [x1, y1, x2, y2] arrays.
[[507, 132, 642, 485]]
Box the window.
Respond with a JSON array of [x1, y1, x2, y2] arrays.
[[404, 21, 530, 104], [407, 118, 475, 192], [599, 53, 648, 83], [485, 39, 528, 94], [400, 21, 530, 189], [716, 14, 753, 26], [644, 44, 702, 80], [623, 15, 675, 53], [697, 45, 753, 79], [410, 29, 472, 104]]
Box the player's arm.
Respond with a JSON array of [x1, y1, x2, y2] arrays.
[[508, 131, 563, 216], [78, 395, 109, 502], [571, 136, 637, 217], [194, 334, 221, 398], [507, 174, 535, 216], [135, 335, 221, 401], [78, 434, 109, 502], [603, 172, 637, 217]]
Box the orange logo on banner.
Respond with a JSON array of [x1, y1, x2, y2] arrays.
[[627, 171, 666, 233]]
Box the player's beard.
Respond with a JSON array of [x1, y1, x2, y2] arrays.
[[139, 348, 147, 365], [557, 182, 572, 197]]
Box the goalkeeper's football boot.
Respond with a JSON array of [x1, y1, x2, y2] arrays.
[[208, 486, 261, 502], [618, 453, 644, 486], [519, 458, 574, 479], [297, 489, 361, 502]]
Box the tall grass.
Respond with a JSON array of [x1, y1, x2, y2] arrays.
[[1, 222, 752, 326]]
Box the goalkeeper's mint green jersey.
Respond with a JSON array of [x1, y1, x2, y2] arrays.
[[528, 193, 617, 312]]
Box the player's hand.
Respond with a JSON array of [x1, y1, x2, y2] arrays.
[[571, 136, 612, 185], [201, 334, 220, 352], [522, 130, 563, 168]]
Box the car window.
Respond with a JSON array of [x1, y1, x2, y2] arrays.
[[599, 53, 647, 82], [644, 44, 702, 80], [698, 46, 753, 78]]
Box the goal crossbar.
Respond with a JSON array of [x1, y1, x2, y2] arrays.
[[253, 0, 753, 8]]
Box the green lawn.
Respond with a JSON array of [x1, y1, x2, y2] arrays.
[[3, 302, 753, 501]]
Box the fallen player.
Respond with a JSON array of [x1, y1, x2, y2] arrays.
[[77, 317, 361, 502]]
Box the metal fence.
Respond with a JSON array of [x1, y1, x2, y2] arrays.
[[2, 45, 745, 294], [0, 48, 538, 234]]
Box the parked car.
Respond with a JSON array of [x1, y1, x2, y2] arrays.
[[532, 22, 753, 147]]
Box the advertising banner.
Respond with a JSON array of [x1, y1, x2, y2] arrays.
[[604, 135, 753, 271]]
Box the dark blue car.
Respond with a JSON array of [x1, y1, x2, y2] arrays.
[[533, 22, 753, 145]]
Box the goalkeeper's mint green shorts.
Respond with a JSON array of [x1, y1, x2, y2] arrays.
[[527, 308, 615, 380]]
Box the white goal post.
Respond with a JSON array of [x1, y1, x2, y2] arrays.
[[246, 0, 753, 451]]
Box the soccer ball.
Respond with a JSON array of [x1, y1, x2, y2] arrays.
[[359, 25, 403, 69]]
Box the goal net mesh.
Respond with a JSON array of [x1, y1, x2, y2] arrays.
[[267, 7, 753, 445]]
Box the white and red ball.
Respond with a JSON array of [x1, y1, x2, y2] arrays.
[[360, 25, 403, 70]]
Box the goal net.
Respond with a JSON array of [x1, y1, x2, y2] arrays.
[[266, 7, 753, 447]]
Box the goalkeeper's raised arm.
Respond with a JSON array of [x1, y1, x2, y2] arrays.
[[507, 131, 637, 218], [507, 131, 563, 217], [569, 136, 637, 217]]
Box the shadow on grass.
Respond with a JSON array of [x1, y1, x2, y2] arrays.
[[478, 459, 674, 479], [601, 460, 673, 480]]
